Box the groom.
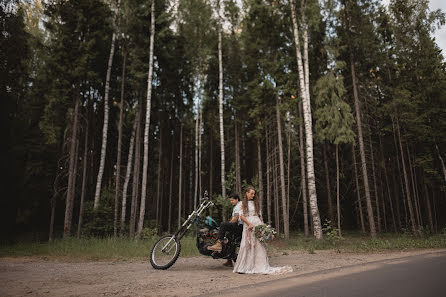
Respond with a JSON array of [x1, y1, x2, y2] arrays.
[[208, 193, 243, 265]]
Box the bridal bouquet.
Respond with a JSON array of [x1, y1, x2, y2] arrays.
[[254, 224, 276, 243]]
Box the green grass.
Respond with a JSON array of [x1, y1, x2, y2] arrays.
[[0, 235, 201, 260], [283, 231, 446, 253], [1, 232, 445, 261]]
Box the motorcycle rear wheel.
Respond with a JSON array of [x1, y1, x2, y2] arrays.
[[150, 235, 181, 270]]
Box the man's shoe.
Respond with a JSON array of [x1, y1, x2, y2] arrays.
[[208, 240, 222, 252], [223, 260, 233, 267]]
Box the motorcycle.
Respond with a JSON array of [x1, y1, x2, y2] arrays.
[[150, 191, 241, 270]]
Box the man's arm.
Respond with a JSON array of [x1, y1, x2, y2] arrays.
[[229, 214, 239, 223]]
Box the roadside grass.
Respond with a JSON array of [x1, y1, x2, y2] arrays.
[[1, 232, 445, 260], [282, 231, 446, 253], [0, 236, 201, 260]]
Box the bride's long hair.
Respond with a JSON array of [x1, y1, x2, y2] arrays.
[[242, 186, 260, 216]]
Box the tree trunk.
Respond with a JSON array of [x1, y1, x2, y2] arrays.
[[49, 193, 56, 241], [257, 138, 264, 214], [323, 143, 335, 225], [336, 144, 341, 237], [368, 129, 381, 233], [114, 48, 127, 237], [94, 3, 119, 209], [266, 125, 272, 225], [77, 120, 89, 238], [407, 145, 421, 227], [194, 105, 199, 209], [276, 95, 289, 239], [168, 140, 174, 234], [235, 112, 241, 195], [64, 93, 80, 237], [298, 101, 309, 237], [391, 118, 404, 230], [120, 114, 137, 235], [286, 112, 291, 229], [129, 97, 142, 238], [189, 142, 194, 214], [349, 49, 376, 238], [290, 0, 322, 239], [396, 118, 417, 235], [209, 135, 213, 199], [435, 143, 446, 185], [156, 127, 163, 233], [178, 124, 183, 229], [217, 0, 226, 200], [273, 132, 280, 235], [352, 144, 365, 233], [199, 105, 203, 201], [50, 164, 63, 241], [136, 0, 155, 241], [380, 135, 396, 232], [423, 183, 434, 233]]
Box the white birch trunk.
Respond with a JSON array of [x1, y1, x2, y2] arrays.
[[218, 1, 226, 199], [136, 0, 155, 240], [290, 0, 322, 239], [120, 114, 137, 234], [199, 104, 203, 199], [94, 2, 119, 209], [114, 48, 127, 237], [298, 101, 309, 237], [178, 124, 183, 228], [194, 102, 199, 209]]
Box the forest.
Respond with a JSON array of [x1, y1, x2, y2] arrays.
[[2, 0, 446, 243]]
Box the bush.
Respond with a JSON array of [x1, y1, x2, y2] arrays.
[[81, 188, 114, 237]]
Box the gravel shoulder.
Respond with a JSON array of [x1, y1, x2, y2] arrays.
[[1, 249, 445, 297]]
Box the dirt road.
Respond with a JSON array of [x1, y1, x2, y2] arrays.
[[1, 249, 444, 297]]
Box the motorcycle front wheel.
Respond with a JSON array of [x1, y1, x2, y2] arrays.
[[150, 235, 181, 270]]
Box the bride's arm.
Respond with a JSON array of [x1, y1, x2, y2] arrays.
[[240, 214, 254, 231]]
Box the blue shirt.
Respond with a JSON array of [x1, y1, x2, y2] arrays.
[[232, 202, 242, 225]]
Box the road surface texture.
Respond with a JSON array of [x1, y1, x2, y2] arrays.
[[210, 251, 446, 297]]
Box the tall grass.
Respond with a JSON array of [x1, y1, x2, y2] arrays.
[[0, 235, 201, 260], [1, 232, 445, 260], [284, 231, 446, 253]]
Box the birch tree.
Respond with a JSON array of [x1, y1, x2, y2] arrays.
[[120, 113, 137, 234], [217, 0, 226, 199], [136, 0, 155, 240], [289, 0, 322, 239], [94, 0, 120, 209], [114, 46, 127, 237]]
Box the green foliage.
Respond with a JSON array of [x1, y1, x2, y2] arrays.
[[81, 188, 114, 237], [212, 194, 232, 223], [140, 227, 158, 240], [322, 219, 343, 245], [314, 71, 355, 145]]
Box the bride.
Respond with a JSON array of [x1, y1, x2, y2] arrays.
[[233, 186, 293, 275]]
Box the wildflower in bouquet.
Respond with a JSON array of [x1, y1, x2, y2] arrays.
[[254, 224, 276, 243]]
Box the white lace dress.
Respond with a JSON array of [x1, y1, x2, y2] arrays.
[[233, 201, 293, 275]]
